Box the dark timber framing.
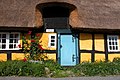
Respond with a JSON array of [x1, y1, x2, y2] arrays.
[[1, 31, 120, 62], [104, 34, 108, 61], [79, 33, 110, 62], [7, 51, 12, 60], [78, 33, 80, 63], [91, 33, 95, 62]]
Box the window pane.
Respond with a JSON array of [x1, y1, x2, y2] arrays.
[[14, 44, 16, 48], [109, 42, 111, 45], [2, 34, 6, 38], [2, 39, 6, 43], [0, 39, 1, 43], [109, 37, 111, 40], [10, 34, 13, 38], [51, 36, 55, 39], [115, 42, 118, 45], [51, 43, 55, 46], [14, 39, 18, 43], [116, 46, 118, 50], [112, 37, 114, 40], [112, 42, 114, 45], [15, 34, 19, 38], [113, 46, 115, 50], [109, 46, 112, 50], [9, 44, 13, 48], [51, 40, 55, 42], [2, 44, 6, 49], [0, 34, 1, 38], [9, 39, 13, 43], [115, 37, 117, 41]]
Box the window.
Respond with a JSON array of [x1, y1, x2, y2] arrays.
[[48, 34, 56, 48], [0, 32, 20, 50], [107, 35, 119, 52]]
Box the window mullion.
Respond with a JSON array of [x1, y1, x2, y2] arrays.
[[6, 33, 9, 50]]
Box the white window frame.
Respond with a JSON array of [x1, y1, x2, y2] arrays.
[[48, 34, 56, 48], [0, 32, 20, 50], [107, 35, 119, 52]]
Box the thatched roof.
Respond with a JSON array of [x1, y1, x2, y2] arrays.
[[0, 0, 120, 30]]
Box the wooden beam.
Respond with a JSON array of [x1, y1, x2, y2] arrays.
[[104, 34, 108, 61], [91, 33, 95, 62]]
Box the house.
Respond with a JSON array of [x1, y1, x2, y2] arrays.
[[0, 0, 120, 66]]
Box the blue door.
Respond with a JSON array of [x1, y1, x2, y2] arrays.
[[58, 34, 78, 66]]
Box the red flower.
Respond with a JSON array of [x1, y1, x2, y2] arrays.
[[38, 44, 44, 50], [36, 33, 40, 37], [28, 31, 32, 35], [31, 39, 35, 42], [23, 58, 27, 62], [18, 44, 21, 48]]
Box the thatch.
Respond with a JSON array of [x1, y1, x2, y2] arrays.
[[0, 0, 120, 30]]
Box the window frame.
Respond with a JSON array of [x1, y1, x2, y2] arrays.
[[107, 35, 119, 52], [48, 34, 56, 48], [0, 32, 20, 50]]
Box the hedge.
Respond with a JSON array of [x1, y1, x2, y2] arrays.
[[0, 60, 45, 77], [0, 58, 120, 77]]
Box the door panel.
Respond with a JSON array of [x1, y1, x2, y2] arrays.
[[58, 34, 78, 66]]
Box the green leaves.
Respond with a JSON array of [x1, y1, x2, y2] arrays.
[[0, 60, 45, 76], [72, 61, 120, 76], [1, 59, 120, 77], [22, 32, 45, 61]]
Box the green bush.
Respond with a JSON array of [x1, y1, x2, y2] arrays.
[[1, 60, 120, 77], [0, 60, 45, 76], [72, 61, 120, 76], [44, 60, 65, 71]]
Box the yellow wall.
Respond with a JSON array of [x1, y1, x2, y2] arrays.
[[12, 53, 56, 61], [46, 53, 56, 61], [12, 53, 25, 60], [80, 33, 92, 50], [95, 34, 104, 51], [108, 54, 120, 62], [39, 33, 57, 50], [81, 53, 91, 62], [0, 53, 7, 61], [95, 53, 105, 61], [80, 33, 104, 51]]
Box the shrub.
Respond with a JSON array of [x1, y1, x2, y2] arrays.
[[1, 60, 120, 77], [72, 61, 120, 76], [43, 60, 68, 77], [44, 60, 64, 71], [0, 60, 45, 77], [22, 31, 45, 61]]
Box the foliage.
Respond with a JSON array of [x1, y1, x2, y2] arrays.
[[22, 31, 45, 60], [72, 61, 120, 76], [1, 59, 120, 77], [0, 60, 45, 76], [44, 60, 65, 71]]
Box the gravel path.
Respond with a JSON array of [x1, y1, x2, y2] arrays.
[[0, 76, 120, 80]]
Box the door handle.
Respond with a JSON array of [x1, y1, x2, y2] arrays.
[[72, 54, 76, 62], [60, 45, 62, 48]]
